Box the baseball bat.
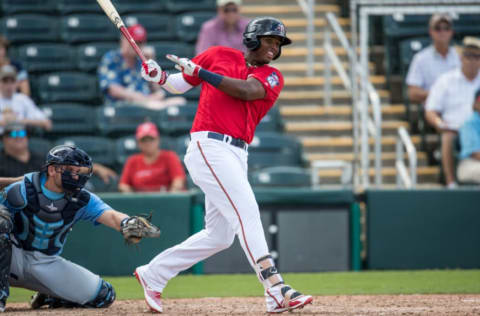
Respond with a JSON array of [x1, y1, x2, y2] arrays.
[[96, 0, 157, 76]]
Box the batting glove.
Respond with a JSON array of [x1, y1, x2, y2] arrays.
[[141, 59, 168, 85], [166, 54, 201, 77]]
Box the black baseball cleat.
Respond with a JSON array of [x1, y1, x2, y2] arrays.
[[0, 297, 6, 313], [30, 292, 48, 309]]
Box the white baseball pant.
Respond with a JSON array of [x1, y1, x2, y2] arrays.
[[139, 131, 269, 292]]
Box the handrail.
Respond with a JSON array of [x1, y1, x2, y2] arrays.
[[296, 0, 315, 77], [311, 160, 353, 187], [396, 126, 417, 188], [324, 12, 382, 187]]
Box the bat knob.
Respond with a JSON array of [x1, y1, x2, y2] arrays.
[[149, 70, 158, 78]]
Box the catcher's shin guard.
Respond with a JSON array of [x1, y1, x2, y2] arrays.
[[87, 280, 115, 308], [0, 206, 13, 308]]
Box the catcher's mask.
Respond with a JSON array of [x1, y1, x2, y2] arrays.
[[43, 145, 93, 193], [242, 16, 292, 60]]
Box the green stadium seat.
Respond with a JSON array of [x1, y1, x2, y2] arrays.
[[85, 174, 119, 193], [249, 166, 311, 188], [54, 136, 115, 167], [1, 14, 59, 44], [28, 137, 52, 157], [453, 14, 480, 39], [114, 135, 175, 167], [76, 42, 117, 72], [124, 14, 175, 41], [96, 103, 159, 137], [37, 72, 99, 103], [157, 103, 197, 136], [173, 134, 190, 157], [248, 132, 303, 171], [60, 14, 118, 44], [166, 0, 215, 13], [399, 37, 431, 76], [256, 105, 284, 133], [1, 0, 57, 14], [41, 103, 96, 137], [149, 42, 194, 69], [175, 11, 216, 43], [15, 43, 74, 73], [57, 0, 101, 14], [114, 0, 166, 14]]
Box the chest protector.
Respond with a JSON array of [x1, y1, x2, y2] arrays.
[[11, 172, 90, 255]]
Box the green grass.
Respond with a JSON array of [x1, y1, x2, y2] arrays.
[[8, 270, 480, 303]]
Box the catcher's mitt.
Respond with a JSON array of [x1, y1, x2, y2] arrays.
[[120, 214, 161, 245]]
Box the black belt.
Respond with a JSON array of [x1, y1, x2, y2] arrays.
[[207, 132, 247, 150]]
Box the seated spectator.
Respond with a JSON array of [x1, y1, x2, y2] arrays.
[[406, 13, 460, 104], [195, 0, 250, 54], [425, 36, 480, 188], [0, 122, 118, 183], [0, 35, 30, 96], [119, 122, 186, 192], [457, 89, 480, 184], [98, 24, 186, 110], [0, 65, 51, 134]]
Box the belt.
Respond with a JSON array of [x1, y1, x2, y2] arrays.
[[207, 132, 248, 150]]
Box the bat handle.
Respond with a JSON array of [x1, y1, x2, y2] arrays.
[[119, 26, 147, 64]]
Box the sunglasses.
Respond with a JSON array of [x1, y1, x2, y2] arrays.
[[1, 77, 15, 83], [433, 25, 452, 32], [223, 6, 238, 13], [463, 52, 480, 60], [6, 130, 26, 138]]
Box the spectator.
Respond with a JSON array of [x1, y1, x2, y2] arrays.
[[119, 122, 186, 192], [195, 0, 250, 54], [98, 24, 186, 109], [0, 65, 51, 134], [0, 122, 118, 183], [406, 13, 460, 104], [425, 36, 480, 188], [0, 36, 30, 96], [457, 89, 480, 184]]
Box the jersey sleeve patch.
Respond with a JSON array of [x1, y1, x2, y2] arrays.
[[267, 72, 280, 88]]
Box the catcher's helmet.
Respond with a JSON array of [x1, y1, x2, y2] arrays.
[[44, 145, 93, 192], [243, 16, 292, 60]]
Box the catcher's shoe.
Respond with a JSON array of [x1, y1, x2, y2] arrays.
[[30, 293, 48, 309], [0, 298, 5, 312], [134, 266, 163, 313], [265, 284, 313, 313]]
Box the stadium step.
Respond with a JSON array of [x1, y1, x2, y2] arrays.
[[278, 89, 390, 105], [241, 4, 339, 16], [284, 75, 385, 86], [280, 104, 405, 117], [285, 120, 409, 136], [271, 61, 375, 76], [306, 151, 429, 167]]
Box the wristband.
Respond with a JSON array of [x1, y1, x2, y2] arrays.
[[198, 68, 224, 88]]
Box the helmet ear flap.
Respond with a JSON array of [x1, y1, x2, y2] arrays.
[[243, 36, 261, 51]]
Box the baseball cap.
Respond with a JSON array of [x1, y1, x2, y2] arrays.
[[429, 13, 453, 29], [127, 24, 147, 43], [0, 64, 16, 80], [463, 36, 480, 50], [217, 0, 242, 6], [136, 122, 159, 140]]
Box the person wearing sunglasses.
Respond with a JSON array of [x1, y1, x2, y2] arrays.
[[406, 13, 460, 104], [195, 0, 250, 55], [425, 36, 480, 188], [0, 65, 51, 134]]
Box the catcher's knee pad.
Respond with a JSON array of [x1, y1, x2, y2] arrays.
[[87, 280, 115, 308]]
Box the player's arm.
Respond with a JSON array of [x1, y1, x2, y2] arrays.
[[0, 177, 22, 190], [96, 209, 129, 231]]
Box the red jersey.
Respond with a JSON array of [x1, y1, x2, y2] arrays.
[[183, 46, 284, 143], [119, 151, 186, 192]]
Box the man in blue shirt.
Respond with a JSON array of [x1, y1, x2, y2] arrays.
[[457, 89, 480, 184], [0, 145, 158, 312]]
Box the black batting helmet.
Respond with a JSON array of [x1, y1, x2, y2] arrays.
[[243, 16, 292, 60]]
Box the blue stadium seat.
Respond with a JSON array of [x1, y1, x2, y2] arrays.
[[54, 136, 115, 167], [248, 132, 304, 171], [124, 13, 175, 41], [57, 0, 101, 14], [76, 42, 117, 72], [15, 43, 74, 73], [60, 14, 118, 44], [149, 42, 194, 69], [28, 137, 52, 157], [166, 0, 215, 13], [157, 103, 197, 136], [36, 72, 99, 103], [256, 105, 284, 133], [85, 174, 119, 193], [0, 14, 59, 44], [41, 103, 96, 137], [114, 0, 166, 14], [399, 37, 431, 75], [249, 166, 311, 188], [1, 0, 57, 14], [453, 14, 480, 39], [175, 11, 216, 43], [96, 103, 159, 137]]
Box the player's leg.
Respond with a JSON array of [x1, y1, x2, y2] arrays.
[[0, 207, 13, 312], [13, 253, 115, 309]]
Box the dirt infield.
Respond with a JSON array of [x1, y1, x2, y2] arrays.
[[3, 294, 480, 315]]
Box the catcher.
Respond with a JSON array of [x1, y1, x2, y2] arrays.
[[0, 145, 160, 312]]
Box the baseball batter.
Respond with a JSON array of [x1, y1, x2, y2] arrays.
[[0, 145, 160, 312], [137, 17, 313, 313]]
